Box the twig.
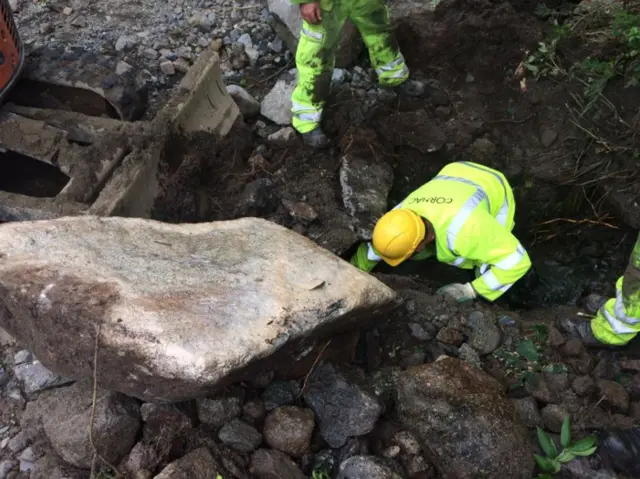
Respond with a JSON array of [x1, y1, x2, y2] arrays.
[[298, 340, 331, 398], [257, 62, 292, 84], [483, 114, 534, 125], [89, 322, 120, 479], [537, 217, 619, 229]]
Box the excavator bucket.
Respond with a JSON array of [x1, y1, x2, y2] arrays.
[[0, 0, 24, 104]]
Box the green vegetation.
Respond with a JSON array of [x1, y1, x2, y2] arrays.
[[535, 416, 598, 478], [312, 470, 331, 479], [492, 324, 567, 391]]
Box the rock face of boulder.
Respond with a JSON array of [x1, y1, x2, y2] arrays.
[[395, 357, 534, 479], [0, 216, 397, 402]]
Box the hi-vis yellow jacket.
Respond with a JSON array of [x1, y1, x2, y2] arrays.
[[351, 161, 532, 301]]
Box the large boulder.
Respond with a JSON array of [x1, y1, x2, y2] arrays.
[[395, 357, 534, 479], [267, 0, 363, 68], [0, 216, 397, 402]]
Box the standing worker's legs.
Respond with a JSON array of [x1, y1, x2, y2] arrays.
[[349, 0, 424, 96], [291, 8, 345, 148]]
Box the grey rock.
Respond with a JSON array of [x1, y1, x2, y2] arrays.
[[250, 449, 306, 479], [303, 363, 383, 448], [13, 350, 33, 365], [467, 317, 502, 355], [541, 404, 569, 433], [115, 35, 138, 52], [140, 402, 192, 445], [154, 447, 224, 479], [243, 399, 266, 425], [268, 126, 297, 145], [188, 11, 216, 31], [339, 154, 394, 240], [408, 322, 435, 341], [458, 343, 481, 368], [540, 128, 558, 147], [337, 456, 402, 479], [262, 380, 300, 411], [196, 394, 243, 429], [237, 33, 253, 48], [0, 217, 396, 402], [18, 447, 36, 473], [510, 397, 542, 427], [572, 375, 595, 397], [8, 0, 19, 12], [121, 442, 161, 476], [0, 460, 16, 479], [116, 61, 133, 75], [332, 68, 347, 87], [13, 360, 73, 395], [218, 418, 262, 453], [35, 382, 140, 469], [269, 37, 284, 53], [160, 61, 176, 75], [260, 74, 297, 125], [596, 379, 629, 413], [227, 84, 260, 117], [390, 430, 422, 455], [396, 357, 534, 479], [173, 58, 190, 74], [263, 406, 315, 457], [7, 431, 28, 453], [282, 199, 318, 224]]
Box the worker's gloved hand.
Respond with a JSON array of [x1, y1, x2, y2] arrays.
[[436, 283, 477, 303], [300, 2, 322, 24]]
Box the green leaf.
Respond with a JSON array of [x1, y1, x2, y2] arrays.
[[561, 416, 571, 448], [535, 454, 561, 473], [556, 449, 576, 463], [570, 446, 597, 456], [568, 435, 597, 452], [516, 339, 540, 362], [537, 427, 558, 458]]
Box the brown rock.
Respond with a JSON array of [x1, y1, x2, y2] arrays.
[[262, 406, 315, 457], [540, 404, 568, 433], [436, 327, 464, 347], [250, 449, 306, 479], [396, 357, 534, 479], [548, 326, 566, 347], [562, 339, 584, 357], [571, 375, 595, 397], [619, 360, 640, 373], [154, 448, 224, 479], [596, 379, 630, 413]]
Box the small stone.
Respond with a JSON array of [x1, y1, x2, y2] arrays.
[[471, 138, 496, 159], [541, 404, 569, 433], [237, 33, 253, 48], [270, 38, 284, 53], [159, 49, 177, 61], [0, 438, 8, 450], [7, 431, 28, 453], [511, 397, 542, 427], [160, 61, 175, 75], [142, 48, 159, 60], [211, 38, 223, 52], [332, 68, 347, 87], [596, 379, 629, 413], [250, 449, 306, 479], [8, 0, 19, 12], [263, 406, 315, 457], [173, 58, 190, 74], [13, 350, 32, 365], [196, 394, 243, 429], [468, 321, 502, 355], [408, 323, 435, 341], [39, 23, 54, 35], [548, 326, 566, 347], [18, 447, 35, 473], [116, 61, 133, 75], [562, 339, 584, 357], [62, 6, 73, 15], [619, 360, 640, 373], [525, 374, 554, 404], [390, 430, 421, 455], [262, 381, 300, 411], [457, 343, 481, 368], [188, 11, 216, 31], [115, 35, 138, 52], [281, 199, 318, 224], [434, 105, 451, 119], [382, 445, 400, 458], [540, 128, 558, 147], [544, 372, 570, 395], [572, 375, 595, 397], [337, 456, 402, 479], [227, 84, 260, 117], [268, 127, 297, 145], [0, 460, 16, 478], [243, 399, 266, 425], [436, 327, 464, 346], [218, 418, 262, 453], [13, 360, 73, 395]]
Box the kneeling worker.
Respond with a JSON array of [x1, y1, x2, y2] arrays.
[[350, 161, 532, 303]]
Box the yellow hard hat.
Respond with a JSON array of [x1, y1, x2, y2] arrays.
[[372, 209, 426, 267]]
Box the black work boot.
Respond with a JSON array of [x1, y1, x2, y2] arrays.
[[301, 127, 330, 149], [391, 79, 426, 97], [597, 427, 640, 477], [558, 317, 612, 348]]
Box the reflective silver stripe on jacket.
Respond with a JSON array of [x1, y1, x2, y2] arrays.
[[302, 27, 323, 41], [460, 161, 510, 225], [602, 307, 638, 334]]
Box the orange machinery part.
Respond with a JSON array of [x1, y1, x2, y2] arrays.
[[0, 0, 24, 102]]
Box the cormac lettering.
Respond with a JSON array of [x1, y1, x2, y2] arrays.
[[407, 196, 453, 204]]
